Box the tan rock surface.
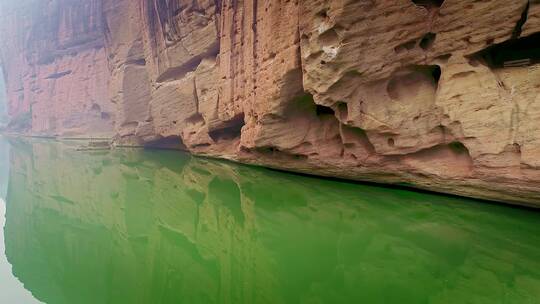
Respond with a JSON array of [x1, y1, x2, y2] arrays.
[[1, 0, 540, 206], [0, 0, 115, 137]]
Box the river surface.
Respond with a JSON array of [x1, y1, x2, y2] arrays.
[[0, 137, 539, 304]]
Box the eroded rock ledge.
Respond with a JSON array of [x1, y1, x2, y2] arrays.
[[1, 0, 540, 206]]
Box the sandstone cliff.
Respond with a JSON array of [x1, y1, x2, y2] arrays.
[[1, 0, 540, 206]]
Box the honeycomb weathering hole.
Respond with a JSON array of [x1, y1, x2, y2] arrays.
[[387, 65, 441, 101], [318, 28, 340, 47], [394, 39, 417, 54], [404, 142, 473, 177], [420, 33, 436, 50]]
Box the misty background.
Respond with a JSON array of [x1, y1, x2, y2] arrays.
[[0, 69, 6, 125]]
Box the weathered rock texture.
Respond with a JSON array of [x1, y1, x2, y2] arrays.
[[1, 0, 540, 206], [0, 0, 114, 137]]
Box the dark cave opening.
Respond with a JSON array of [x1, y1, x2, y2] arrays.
[[430, 65, 441, 83], [289, 94, 336, 119], [411, 0, 445, 8], [209, 114, 245, 142], [144, 136, 186, 150], [448, 141, 469, 154], [315, 104, 335, 116], [474, 33, 540, 68]]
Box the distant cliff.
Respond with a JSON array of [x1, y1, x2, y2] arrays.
[[1, 0, 540, 206]]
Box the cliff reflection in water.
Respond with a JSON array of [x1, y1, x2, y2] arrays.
[[4, 138, 540, 304]]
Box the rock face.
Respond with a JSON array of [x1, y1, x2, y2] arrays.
[[0, 0, 114, 137], [1, 0, 540, 206]]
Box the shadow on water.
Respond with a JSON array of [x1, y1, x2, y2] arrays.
[[2, 137, 540, 304]]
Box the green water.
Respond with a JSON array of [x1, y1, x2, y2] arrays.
[[0, 137, 540, 304]]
